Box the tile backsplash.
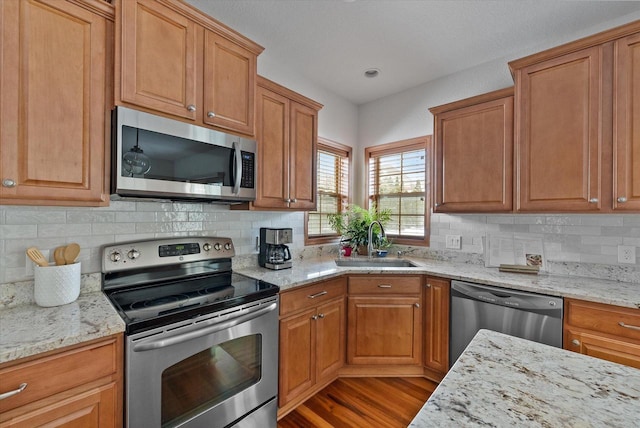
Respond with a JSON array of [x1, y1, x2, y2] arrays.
[[1, 203, 639, 286], [0, 201, 306, 284]]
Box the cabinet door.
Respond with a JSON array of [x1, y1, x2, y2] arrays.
[[289, 101, 317, 210], [278, 308, 315, 407], [203, 30, 256, 136], [0, 0, 109, 206], [120, 0, 197, 120], [315, 298, 346, 381], [515, 46, 603, 211], [347, 296, 422, 365], [2, 382, 118, 428], [424, 278, 450, 378], [565, 329, 640, 369], [614, 32, 640, 211], [434, 96, 513, 212], [253, 85, 289, 209]]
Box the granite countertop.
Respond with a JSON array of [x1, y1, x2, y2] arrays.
[[409, 329, 640, 427], [0, 292, 125, 364], [235, 255, 640, 309]]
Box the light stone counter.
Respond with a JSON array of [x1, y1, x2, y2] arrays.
[[409, 329, 640, 427], [234, 255, 640, 309], [0, 292, 125, 364]]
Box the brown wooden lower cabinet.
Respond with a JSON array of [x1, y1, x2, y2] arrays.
[[0, 334, 123, 428], [563, 298, 640, 369], [278, 278, 347, 412], [424, 277, 450, 381]]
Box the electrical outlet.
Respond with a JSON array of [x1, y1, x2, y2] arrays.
[[446, 235, 462, 250], [25, 249, 50, 276], [618, 245, 636, 264]]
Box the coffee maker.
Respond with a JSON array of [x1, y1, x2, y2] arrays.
[[259, 228, 293, 270]]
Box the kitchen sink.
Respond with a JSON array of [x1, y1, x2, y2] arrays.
[[334, 258, 418, 268]]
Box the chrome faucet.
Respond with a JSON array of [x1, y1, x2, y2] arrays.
[[367, 220, 386, 259]]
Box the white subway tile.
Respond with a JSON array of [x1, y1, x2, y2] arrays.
[[581, 215, 623, 226], [157, 212, 189, 222], [544, 215, 579, 226], [487, 215, 514, 224], [6, 210, 67, 224], [136, 201, 173, 212], [115, 211, 156, 223], [136, 222, 173, 233], [1, 225, 38, 239], [581, 236, 622, 246], [91, 223, 136, 235], [172, 222, 203, 232], [39, 223, 92, 238], [580, 254, 617, 265], [172, 203, 203, 212], [67, 211, 115, 224]]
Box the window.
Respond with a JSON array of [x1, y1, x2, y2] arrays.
[[366, 136, 431, 246], [305, 138, 351, 245]]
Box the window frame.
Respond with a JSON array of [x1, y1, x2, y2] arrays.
[[304, 138, 352, 245], [365, 136, 432, 246]]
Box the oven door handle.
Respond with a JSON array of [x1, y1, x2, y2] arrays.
[[132, 302, 277, 352]]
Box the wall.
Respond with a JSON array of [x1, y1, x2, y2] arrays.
[[0, 202, 305, 284]]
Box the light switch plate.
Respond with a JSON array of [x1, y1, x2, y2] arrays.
[[618, 245, 636, 264], [446, 235, 462, 250]]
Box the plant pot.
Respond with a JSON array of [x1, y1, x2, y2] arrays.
[[357, 245, 368, 256]]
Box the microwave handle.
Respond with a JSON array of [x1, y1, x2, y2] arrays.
[[232, 142, 242, 194]]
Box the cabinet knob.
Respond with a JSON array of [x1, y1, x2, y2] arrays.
[[435, 202, 443, 207], [311, 315, 318, 320], [284, 198, 291, 203], [588, 198, 598, 203], [2, 178, 16, 188], [414, 303, 420, 308], [426, 283, 431, 288], [187, 104, 196, 112], [318, 313, 325, 319], [617, 197, 627, 203], [207, 111, 216, 118], [571, 339, 580, 346], [291, 198, 297, 203]]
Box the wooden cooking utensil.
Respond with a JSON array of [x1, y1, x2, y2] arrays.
[[26, 247, 49, 267], [63, 243, 80, 265], [53, 246, 66, 266]]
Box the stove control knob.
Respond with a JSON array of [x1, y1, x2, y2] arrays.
[[213, 243, 222, 251], [203, 243, 212, 252], [127, 249, 140, 260], [224, 243, 232, 251], [109, 251, 122, 262]]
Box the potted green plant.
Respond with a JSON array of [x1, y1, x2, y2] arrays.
[[327, 203, 391, 256]]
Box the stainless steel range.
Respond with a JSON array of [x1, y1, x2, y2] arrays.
[[101, 237, 279, 428]]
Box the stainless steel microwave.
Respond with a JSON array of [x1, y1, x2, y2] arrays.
[[112, 107, 256, 203]]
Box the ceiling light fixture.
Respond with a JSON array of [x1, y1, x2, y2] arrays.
[[364, 68, 380, 78]]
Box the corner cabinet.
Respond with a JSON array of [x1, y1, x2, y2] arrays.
[[423, 277, 450, 381], [278, 278, 346, 413], [241, 76, 322, 211], [0, 0, 113, 206], [509, 20, 640, 213], [117, 0, 262, 136], [347, 276, 423, 366], [430, 88, 514, 212], [564, 299, 640, 369], [0, 335, 123, 427]]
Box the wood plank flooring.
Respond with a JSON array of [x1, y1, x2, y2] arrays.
[[277, 377, 438, 428]]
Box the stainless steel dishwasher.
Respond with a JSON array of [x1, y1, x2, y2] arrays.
[[450, 280, 563, 366]]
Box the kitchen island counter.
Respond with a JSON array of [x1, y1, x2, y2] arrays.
[[409, 329, 640, 427]]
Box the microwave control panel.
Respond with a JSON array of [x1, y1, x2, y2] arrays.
[[240, 151, 255, 189]]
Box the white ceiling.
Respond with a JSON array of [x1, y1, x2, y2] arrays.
[[187, 0, 640, 105]]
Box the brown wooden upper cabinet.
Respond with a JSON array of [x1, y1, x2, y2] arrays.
[[509, 20, 640, 212], [430, 88, 514, 212], [116, 0, 263, 137], [0, 0, 114, 206], [236, 76, 322, 211]]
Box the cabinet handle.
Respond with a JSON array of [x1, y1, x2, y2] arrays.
[[2, 178, 16, 188], [618, 321, 640, 331], [284, 198, 291, 203], [426, 283, 431, 288], [378, 284, 392, 288], [571, 339, 580, 346], [414, 303, 420, 308], [588, 198, 598, 203], [617, 197, 627, 203], [0, 383, 27, 400], [291, 199, 297, 203], [311, 315, 318, 320], [318, 313, 325, 319], [307, 290, 328, 299], [207, 111, 216, 118], [187, 104, 196, 112]]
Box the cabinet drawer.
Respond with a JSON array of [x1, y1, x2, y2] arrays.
[[280, 277, 347, 316], [0, 338, 119, 413], [348, 276, 422, 295], [565, 299, 640, 342]]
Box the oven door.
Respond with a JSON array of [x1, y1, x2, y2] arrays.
[[126, 296, 278, 428]]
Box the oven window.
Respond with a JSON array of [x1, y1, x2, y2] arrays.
[[161, 334, 262, 427]]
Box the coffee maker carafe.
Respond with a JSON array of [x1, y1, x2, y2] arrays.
[[259, 228, 293, 270]]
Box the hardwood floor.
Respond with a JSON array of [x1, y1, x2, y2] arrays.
[[277, 377, 437, 428]]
